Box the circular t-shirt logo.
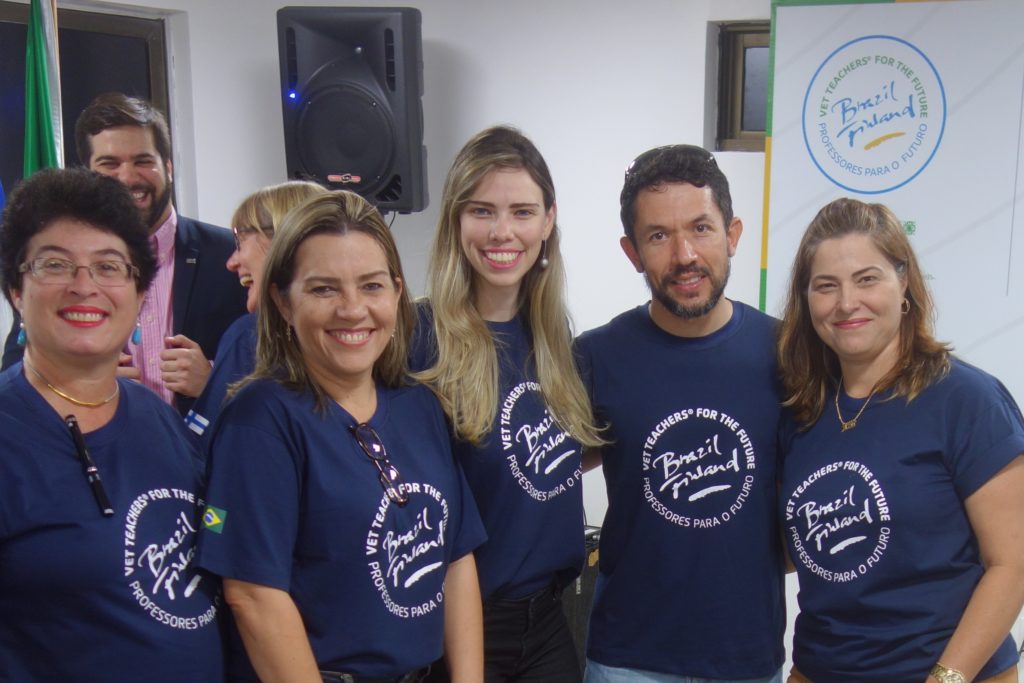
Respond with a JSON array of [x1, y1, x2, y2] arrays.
[[784, 460, 892, 583], [364, 482, 449, 620], [802, 35, 946, 193], [123, 487, 219, 631], [641, 407, 757, 529], [499, 381, 581, 503]]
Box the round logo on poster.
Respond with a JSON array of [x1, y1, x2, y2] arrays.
[[801, 34, 946, 194]]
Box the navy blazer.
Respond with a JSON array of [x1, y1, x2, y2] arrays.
[[2, 215, 248, 416]]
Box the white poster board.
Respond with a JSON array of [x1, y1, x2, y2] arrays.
[[765, 0, 1024, 407]]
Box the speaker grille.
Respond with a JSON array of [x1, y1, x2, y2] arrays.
[[295, 83, 395, 195], [285, 27, 298, 91], [384, 28, 396, 91], [375, 174, 403, 203]]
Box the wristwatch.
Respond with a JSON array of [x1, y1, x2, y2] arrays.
[[930, 663, 966, 683]]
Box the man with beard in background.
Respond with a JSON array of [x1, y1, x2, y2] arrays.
[[2, 93, 246, 417]]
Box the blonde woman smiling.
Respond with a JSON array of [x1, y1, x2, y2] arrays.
[[412, 126, 603, 682]]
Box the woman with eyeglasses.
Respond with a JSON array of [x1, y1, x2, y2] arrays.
[[0, 168, 224, 680], [196, 190, 486, 683], [778, 198, 1024, 683], [185, 180, 325, 443], [411, 126, 604, 682]]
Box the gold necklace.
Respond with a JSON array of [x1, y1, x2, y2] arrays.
[[835, 376, 878, 432], [23, 360, 119, 408]]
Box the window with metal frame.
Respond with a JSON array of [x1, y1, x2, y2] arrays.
[[0, 1, 168, 191], [716, 21, 769, 152]]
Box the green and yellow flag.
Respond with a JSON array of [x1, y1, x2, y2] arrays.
[[202, 506, 227, 534]]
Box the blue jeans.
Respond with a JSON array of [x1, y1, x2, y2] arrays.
[[585, 659, 783, 683]]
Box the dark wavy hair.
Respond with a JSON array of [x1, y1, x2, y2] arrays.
[[619, 144, 733, 243], [1, 167, 158, 305], [75, 92, 172, 166]]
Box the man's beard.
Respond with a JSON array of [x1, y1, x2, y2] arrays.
[[647, 261, 730, 320], [147, 181, 173, 229], [145, 182, 173, 230]]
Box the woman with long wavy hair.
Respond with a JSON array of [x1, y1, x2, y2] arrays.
[[412, 126, 603, 682]]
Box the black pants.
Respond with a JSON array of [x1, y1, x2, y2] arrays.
[[425, 583, 582, 683]]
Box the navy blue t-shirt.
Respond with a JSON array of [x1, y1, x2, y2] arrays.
[[0, 364, 224, 682], [196, 378, 486, 679], [780, 359, 1024, 683], [410, 303, 585, 599], [184, 312, 257, 444], [575, 302, 785, 678]]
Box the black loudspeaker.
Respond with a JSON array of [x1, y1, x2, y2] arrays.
[[277, 6, 427, 213]]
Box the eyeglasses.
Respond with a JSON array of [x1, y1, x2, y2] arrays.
[[623, 144, 718, 181], [19, 257, 139, 286], [232, 225, 273, 251], [350, 423, 408, 506]]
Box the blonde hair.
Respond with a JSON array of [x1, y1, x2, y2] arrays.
[[231, 180, 327, 237], [415, 126, 603, 447], [242, 191, 414, 413], [778, 197, 950, 427]]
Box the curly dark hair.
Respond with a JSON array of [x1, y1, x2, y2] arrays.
[[619, 144, 734, 243], [0, 167, 158, 305]]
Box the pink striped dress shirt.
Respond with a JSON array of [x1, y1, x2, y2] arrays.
[[129, 209, 176, 405]]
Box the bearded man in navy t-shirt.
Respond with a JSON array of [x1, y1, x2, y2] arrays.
[[576, 144, 785, 683]]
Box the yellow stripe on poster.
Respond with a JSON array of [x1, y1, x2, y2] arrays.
[[759, 135, 772, 311]]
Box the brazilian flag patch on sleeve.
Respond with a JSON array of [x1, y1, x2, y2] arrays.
[[202, 505, 227, 534]]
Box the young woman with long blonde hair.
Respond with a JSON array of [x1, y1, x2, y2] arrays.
[[413, 126, 603, 681]]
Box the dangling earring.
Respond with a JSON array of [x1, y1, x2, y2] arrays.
[[539, 239, 550, 270], [130, 321, 142, 345], [901, 297, 910, 315], [16, 322, 26, 346], [286, 325, 293, 342]]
